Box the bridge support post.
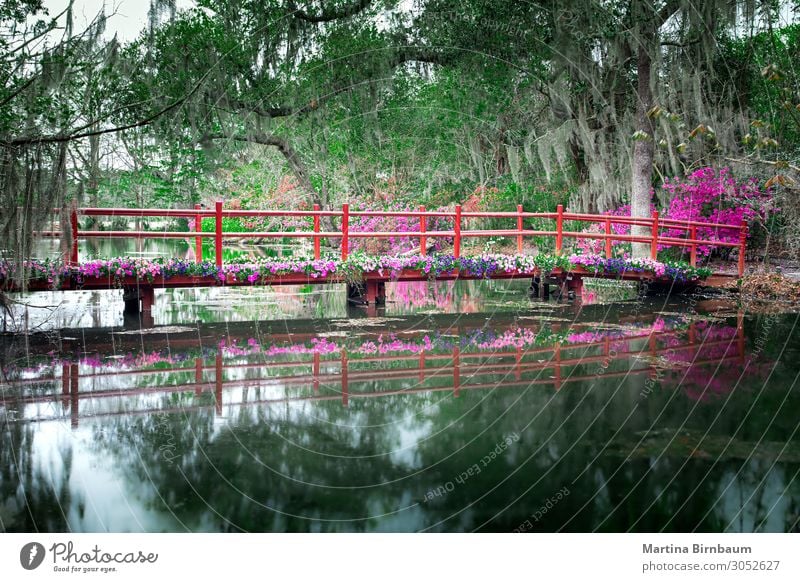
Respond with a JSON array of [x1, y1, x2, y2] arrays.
[[529, 276, 539, 297], [366, 280, 386, 305], [123, 286, 155, 327], [347, 280, 385, 306], [566, 275, 584, 300], [70, 363, 79, 429], [347, 282, 366, 305], [529, 275, 550, 299]]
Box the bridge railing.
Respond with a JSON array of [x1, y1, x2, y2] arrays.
[[43, 202, 748, 276]]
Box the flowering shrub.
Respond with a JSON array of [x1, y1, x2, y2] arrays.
[[569, 254, 710, 281], [660, 167, 773, 256], [348, 200, 453, 255], [575, 167, 775, 258], [0, 253, 711, 290], [0, 259, 72, 285], [575, 204, 655, 256], [75, 258, 223, 283]]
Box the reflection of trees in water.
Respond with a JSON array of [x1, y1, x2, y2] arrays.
[[160, 284, 350, 324], [387, 279, 534, 314], [0, 418, 75, 532], [3, 315, 799, 532], [77, 360, 800, 532]]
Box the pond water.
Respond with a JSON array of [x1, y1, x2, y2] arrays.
[[1, 285, 798, 532]]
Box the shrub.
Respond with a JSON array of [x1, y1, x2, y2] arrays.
[[574, 167, 776, 260]]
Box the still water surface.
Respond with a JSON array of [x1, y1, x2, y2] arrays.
[[1, 281, 798, 532]]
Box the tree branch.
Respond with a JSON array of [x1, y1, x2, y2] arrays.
[[207, 131, 320, 203], [3, 95, 189, 147], [288, 0, 373, 23], [233, 46, 451, 119], [656, 0, 682, 28], [0, 74, 38, 109], [2, 57, 214, 148], [660, 37, 701, 48], [724, 156, 800, 174]]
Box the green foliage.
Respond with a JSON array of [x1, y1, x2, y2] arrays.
[[718, 24, 800, 156], [3, 0, 798, 266]]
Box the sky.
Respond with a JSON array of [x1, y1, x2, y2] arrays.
[[44, 0, 798, 46], [42, 0, 195, 43]]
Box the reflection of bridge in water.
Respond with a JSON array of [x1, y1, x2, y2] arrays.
[[2, 315, 746, 429]]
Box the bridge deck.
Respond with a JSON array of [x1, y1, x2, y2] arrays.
[[10, 264, 737, 293]]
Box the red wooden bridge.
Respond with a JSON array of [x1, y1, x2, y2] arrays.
[[1, 320, 744, 429], [15, 202, 746, 324]]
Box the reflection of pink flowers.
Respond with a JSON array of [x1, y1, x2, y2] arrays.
[[8, 319, 762, 410], [566, 318, 668, 344], [355, 335, 435, 355], [476, 328, 538, 350]]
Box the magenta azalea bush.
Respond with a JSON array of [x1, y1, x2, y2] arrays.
[[348, 200, 453, 255], [576, 167, 775, 258]]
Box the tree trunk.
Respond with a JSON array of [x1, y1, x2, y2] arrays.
[[631, 19, 656, 258], [495, 116, 509, 176], [86, 133, 100, 228]]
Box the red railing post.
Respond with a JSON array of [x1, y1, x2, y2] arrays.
[[313, 203, 321, 260], [689, 224, 697, 266], [650, 210, 659, 260], [341, 203, 349, 261], [419, 205, 427, 256], [454, 204, 462, 258], [555, 204, 563, 255], [215, 353, 223, 416], [604, 218, 612, 258], [517, 204, 524, 253], [453, 346, 460, 397], [554, 344, 561, 391], [341, 349, 349, 407], [215, 200, 223, 268], [61, 364, 70, 398], [194, 203, 203, 264], [312, 352, 320, 393], [194, 357, 203, 396], [70, 207, 79, 266], [738, 219, 747, 277]]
